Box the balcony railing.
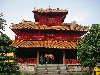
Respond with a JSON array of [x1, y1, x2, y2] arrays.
[[15, 35, 81, 41], [17, 58, 80, 64], [65, 59, 80, 64], [17, 58, 37, 64]]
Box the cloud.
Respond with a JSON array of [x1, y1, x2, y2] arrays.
[[64, 12, 91, 24], [73, 13, 90, 22]]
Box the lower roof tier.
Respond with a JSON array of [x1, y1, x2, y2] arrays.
[[10, 40, 77, 49]]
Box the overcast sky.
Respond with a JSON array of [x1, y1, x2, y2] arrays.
[[0, 0, 100, 40]]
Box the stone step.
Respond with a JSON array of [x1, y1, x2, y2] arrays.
[[37, 64, 64, 67], [60, 70, 68, 73], [37, 67, 57, 69], [36, 64, 66, 69], [36, 73, 68, 75], [37, 65, 57, 68], [35, 69, 68, 73], [36, 67, 66, 71], [19, 64, 68, 74], [37, 69, 57, 72]]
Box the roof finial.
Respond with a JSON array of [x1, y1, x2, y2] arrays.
[[22, 19, 25, 22], [73, 20, 77, 24], [34, 7, 36, 10], [48, 6, 51, 10], [40, 7, 43, 10]]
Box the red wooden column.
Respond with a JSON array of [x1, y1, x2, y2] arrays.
[[63, 51, 65, 64], [59, 17, 62, 26], [37, 50, 39, 64], [39, 16, 43, 25], [56, 17, 58, 25]]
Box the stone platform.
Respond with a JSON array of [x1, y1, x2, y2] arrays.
[[17, 63, 90, 75]]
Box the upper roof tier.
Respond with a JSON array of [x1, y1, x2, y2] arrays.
[[10, 20, 89, 31], [33, 6, 68, 13], [32, 7, 68, 25]]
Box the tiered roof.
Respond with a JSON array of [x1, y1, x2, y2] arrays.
[[10, 40, 77, 49], [10, 20, 89, 31], [10, 7, 89, 49]]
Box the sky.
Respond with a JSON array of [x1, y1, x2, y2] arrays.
[[0, 0, 100, 40]]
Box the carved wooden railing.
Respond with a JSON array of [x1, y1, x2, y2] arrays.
[[15, 35, 81, 41], [65, 59, 80, 64], [17, 58, 80, 64], [17, 58, 37, 64]]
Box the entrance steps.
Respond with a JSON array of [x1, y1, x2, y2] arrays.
[[18, 64, 90, 74], [34, 64, 68, 75]]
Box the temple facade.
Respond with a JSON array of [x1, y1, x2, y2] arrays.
[[9, 7, 89, 64]]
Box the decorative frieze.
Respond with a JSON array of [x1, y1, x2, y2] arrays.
[[17, 58, 37, 64]]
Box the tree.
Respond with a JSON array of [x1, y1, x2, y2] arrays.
[[77, 24, 100, 71], [0, 13, 6, 31], [0, 13, 20, 75]]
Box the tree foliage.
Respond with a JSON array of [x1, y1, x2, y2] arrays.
[[77, 24, 100, 69], [0, 13, 20, 75], [0, 13, 6, 31]]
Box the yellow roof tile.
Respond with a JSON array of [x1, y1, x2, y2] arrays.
[[10, 21, 89, 31], [10, 40, 77, 49]]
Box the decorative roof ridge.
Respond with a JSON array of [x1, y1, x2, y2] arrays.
[[33, 6, 68, 13], [10, 20, 39, 27], [9, 20, 89, 31], [10, 20, 89, 27], [63, 20, 90, 29]]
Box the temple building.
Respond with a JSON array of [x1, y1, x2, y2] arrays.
[[9, 7, 89, 64]]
